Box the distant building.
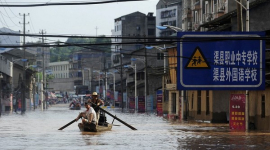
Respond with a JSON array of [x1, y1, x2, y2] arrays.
[[26, 45, 50, 72], [0, 27, 20, 53], [111, 11, 156, 67], [49, 61, 70, 78]]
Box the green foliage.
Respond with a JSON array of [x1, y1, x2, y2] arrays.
[[50, 36, 111, 62]]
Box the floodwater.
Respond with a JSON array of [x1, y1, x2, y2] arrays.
[[1, 104, 270, 150]]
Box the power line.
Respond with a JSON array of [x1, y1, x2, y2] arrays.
[[0, 0, 145, 7]]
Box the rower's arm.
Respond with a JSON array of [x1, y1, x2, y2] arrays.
[[88, 113, 94, 123]]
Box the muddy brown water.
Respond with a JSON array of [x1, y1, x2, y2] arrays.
[[0, 104, 270, 150]]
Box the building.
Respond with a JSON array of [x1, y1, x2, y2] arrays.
[[49, 61, 70, 79], [111, 11, 156, 67], [156, 0, 183, 35], [0, 48, 36, 112]]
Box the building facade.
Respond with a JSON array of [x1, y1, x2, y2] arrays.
[[156, 0, 183, 35], [111, 11, 156, 67]]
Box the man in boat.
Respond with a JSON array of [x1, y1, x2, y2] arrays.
[[75, 102, 97, 126], [87, 92, 104, 125]]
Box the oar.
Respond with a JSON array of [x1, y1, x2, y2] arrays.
[[58, 119, 77, 130], [90, 102, 137, 130]]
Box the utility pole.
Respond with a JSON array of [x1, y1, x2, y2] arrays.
[[104, 52, 107, 102], [144, 35, 149, 113], [19, 13, 29, 114], [40, 30, 46, 110], [33, 77, 35, 110], [120, 48, 124, 112], [237, 0, 243, 31]]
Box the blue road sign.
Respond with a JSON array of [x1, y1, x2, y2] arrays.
[[177, 32, 265, 90]]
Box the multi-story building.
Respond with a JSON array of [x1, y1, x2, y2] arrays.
[[111, 11, 156, 67], [49, 61, 70, 79], [188, 0, 238, 31], [156, 0, 183, 35]]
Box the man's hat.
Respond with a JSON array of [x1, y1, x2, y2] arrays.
[[92, 92, 98, 96]]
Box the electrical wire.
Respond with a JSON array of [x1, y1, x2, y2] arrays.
[[0, 0, 145, 7]]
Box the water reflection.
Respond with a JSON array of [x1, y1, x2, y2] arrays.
[[0, 104, 270, 149]]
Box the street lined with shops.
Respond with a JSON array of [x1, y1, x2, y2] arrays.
[[1, 103, 270, 150]]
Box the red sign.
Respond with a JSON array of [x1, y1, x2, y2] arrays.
[[230, 94, 245, 130], [156, 90, 163, 116]]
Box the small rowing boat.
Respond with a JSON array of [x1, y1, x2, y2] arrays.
[[78, 122, 112, 132]]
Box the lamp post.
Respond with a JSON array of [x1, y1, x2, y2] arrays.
[[84, 68, 91, 92], [156, 25, 185, 120], [124, 64, 137, 111], [156, 25, 183, 32], [234, 0, 249, 31], [234, 0, 250, 131]]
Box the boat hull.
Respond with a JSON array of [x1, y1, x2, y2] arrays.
[[78, 123, 112, 132]]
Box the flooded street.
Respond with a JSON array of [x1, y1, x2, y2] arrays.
[[1, 104, 270, 150]]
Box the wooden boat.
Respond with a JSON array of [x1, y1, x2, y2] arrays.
[[78, 122, 112, 132], [78, 111, 112, 132]]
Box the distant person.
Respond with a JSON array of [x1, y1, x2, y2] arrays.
[[75, 102, 97, 126], [87, 92, 104, 125], [13, 97, 17, 113]]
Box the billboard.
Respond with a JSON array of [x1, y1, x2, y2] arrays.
[[177, 32, 265, 90]]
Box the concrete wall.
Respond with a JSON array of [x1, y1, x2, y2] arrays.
[[47, 78, 75, 92]]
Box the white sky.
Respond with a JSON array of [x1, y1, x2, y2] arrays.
[[0, 0, 158, 43]]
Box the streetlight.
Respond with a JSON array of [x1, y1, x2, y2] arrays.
[[234, 0, 249, 31], [84, 68, 91, 92], [156, 25, 183, 32], [156, 24, 185, 120], [124, 64, 137, 111], [234, 0, 250, 131]]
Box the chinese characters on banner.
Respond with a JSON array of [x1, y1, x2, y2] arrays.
[[230, 94, 246, 130], [156, 90, 163, 116]]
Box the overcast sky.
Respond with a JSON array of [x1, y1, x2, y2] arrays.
[[0, 0, 158, 43]]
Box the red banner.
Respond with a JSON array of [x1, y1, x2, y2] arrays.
[[156, 90, 163, 116], [230, 94, 246, 130]]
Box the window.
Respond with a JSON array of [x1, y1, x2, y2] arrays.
[[157, 53, 164, 60], [197, 90, 201, 114], [261, 95, 265, 118], [206, 90, 210, 115]]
